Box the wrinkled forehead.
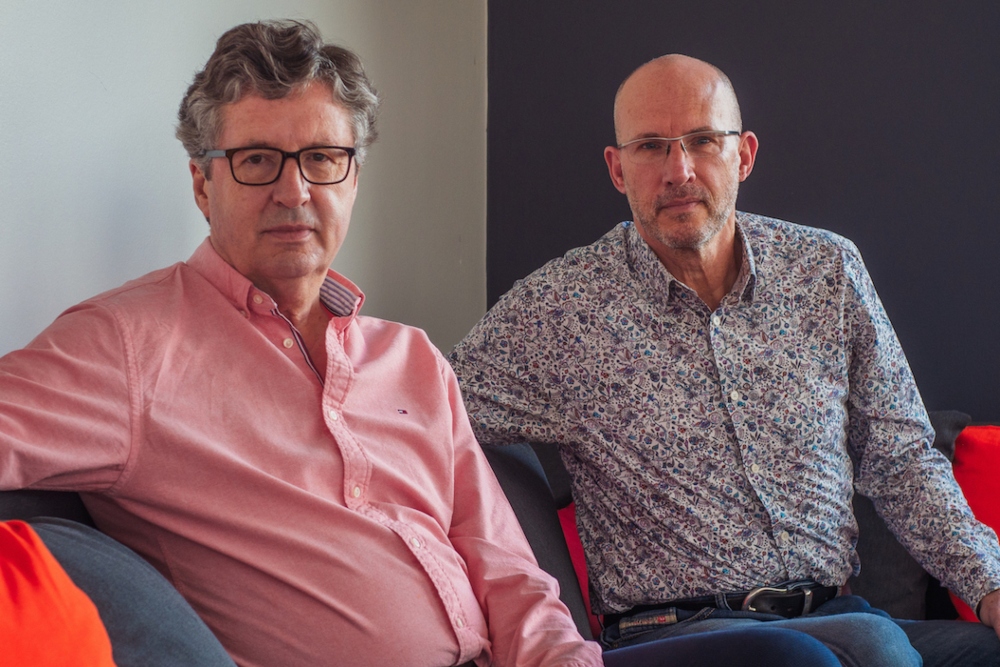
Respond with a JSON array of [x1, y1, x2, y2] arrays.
[[614, 61, 740, 141]]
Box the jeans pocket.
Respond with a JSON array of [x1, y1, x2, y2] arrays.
[[600, 607, 715, 650]]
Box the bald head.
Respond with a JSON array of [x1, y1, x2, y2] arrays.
[[613, 54, 742, 144], [603, 53, 758, 276]]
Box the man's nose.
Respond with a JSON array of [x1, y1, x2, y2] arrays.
[[272, 157, 310, 207], [662, 141, 696, 185]]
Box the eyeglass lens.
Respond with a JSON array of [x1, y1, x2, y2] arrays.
[[230, 148, 352, 185], [623, 132, 732, 164]]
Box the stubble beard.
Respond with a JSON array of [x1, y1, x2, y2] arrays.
[[633, 178, 740, 251]]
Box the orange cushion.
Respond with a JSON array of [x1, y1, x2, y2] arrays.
[[0, 520, 116, 666], [950, 425, 1000, 621]]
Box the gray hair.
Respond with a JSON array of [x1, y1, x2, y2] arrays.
[[177, 20, 380, 175]]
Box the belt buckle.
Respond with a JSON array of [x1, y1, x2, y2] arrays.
[[740, 585, 790, 612]]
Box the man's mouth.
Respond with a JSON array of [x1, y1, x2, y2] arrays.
[[658, 198, 702, 212], [263, 225, 314, 241]]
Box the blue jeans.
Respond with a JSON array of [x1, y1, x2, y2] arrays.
[[602, 595, 1000, 667], [30, 517, 236, 667], [604, 625, 842, 666], [897, 618, 1000, 667]]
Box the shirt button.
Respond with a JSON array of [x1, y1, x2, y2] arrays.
[[750, 463, 761, 473], [352, 486, 361, 498], [252, 294, 264, 305], [779, 531, 791, 542], [730, 390, 740, 402], [455, 617, 465, 629], [240, 310, 248, 318], [283, 338, 294, 349], [711, 315, 721, 326], [328, 410, 339, 421], [409, 537, 422, 549]]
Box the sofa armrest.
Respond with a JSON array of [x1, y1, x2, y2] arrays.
[[482, 443, 594, 638], [0, 490, 95, 527]]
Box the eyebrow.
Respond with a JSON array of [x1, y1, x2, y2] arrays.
[[623, 127, 718, 142], [225, 140, 345, 150]]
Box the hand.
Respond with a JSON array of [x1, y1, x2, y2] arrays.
[[977, 589, 1000, 639]]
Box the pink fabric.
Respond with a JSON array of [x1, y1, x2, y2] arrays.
[[0, 239, 601, 667]]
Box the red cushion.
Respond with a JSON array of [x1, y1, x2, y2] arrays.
[[557, 502, 603, 638], [949, 425, 1000, 621], [0, 520, 116, 665]]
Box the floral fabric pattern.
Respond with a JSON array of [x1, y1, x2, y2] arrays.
[[451, 212, 1000, 614]]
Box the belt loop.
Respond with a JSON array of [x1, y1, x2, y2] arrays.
[[714, 592, 732, 610]]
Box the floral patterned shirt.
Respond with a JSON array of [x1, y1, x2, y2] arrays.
[[451, 212, 1000, 614]]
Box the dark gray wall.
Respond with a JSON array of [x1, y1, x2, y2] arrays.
[[487, 1, 1000, 421]]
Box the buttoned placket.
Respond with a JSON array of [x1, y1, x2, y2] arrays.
[[318, 325, 477, 650], [244, 288, 326, 384], [708, 300, 794, 572], [242, 285, 374, 508], [319, 322, 368, 509]]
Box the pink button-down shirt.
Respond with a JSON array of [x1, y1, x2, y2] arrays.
[[0, 240, 601, 667]]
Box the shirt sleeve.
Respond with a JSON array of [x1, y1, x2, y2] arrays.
[[841, 241, 1000, 610], [0, 301, 134, 492], [440, 358, 602, 667], [449, 284, 567, 449]]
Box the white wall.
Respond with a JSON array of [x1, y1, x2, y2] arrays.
[[0, 0, 486, 353]]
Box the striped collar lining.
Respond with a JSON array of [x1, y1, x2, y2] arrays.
[[319, 276, 360, 317]]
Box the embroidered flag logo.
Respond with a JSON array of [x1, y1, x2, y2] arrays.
[[397, 409, 408, 414]]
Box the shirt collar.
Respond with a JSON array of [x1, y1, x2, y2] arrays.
[[624, 212, 759, 304], [734, 212, 759, 302], [187, 238, 364, 319]]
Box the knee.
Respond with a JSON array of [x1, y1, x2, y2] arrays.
[[602, 626, 842, 667], [822, 614, 920, 667], [736, 628, 841, 667]]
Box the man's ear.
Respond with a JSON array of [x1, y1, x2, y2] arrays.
[[190, 160, 211, 223], [737, 131, 759, 182], [604, 146, 627, 194]]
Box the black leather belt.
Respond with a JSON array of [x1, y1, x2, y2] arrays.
[[605, 580, 840, 624]]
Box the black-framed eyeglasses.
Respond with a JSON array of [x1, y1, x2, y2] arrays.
[[618, 130, 741, 164], [202, 145, 356, 185]]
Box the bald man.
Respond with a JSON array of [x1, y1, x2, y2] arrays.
[[451, 55, 1000, 666]]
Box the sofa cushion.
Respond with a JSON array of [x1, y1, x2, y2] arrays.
[[949, 425, 1000, 621], [0, 519, 116, 665], [557, 502, 603, 637], [30, 517, 236, 666]]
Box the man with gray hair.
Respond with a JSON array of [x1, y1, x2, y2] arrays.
[[0, 20, 605, 667]]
